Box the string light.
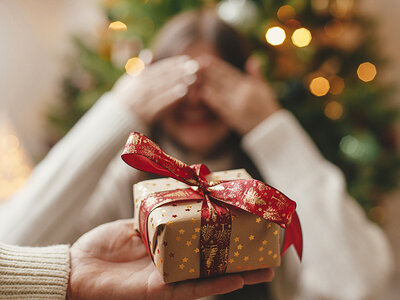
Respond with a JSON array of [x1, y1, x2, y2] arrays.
[[265, 26, 286, 46], [324, 101, 343, 120], [311, 0, 329, 13], [309, 76, 330, 96], [108, 21, 127, 32], [125, 57, 145, 76], [291, 28, 312, 47], [0, 120, 32, 201], [329, 76, 345, 95], [357, 62, 377, 82], [277, 5, 295, 22]]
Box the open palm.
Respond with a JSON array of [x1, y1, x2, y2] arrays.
[[68, 219, 274, 300]]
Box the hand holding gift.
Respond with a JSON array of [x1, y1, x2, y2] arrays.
[[121, 132, 302, 283], [68, 219, 274, 300]]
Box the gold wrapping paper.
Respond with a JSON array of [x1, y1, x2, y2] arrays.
[[133, 169, 281, 283]]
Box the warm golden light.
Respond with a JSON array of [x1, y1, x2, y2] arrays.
[[291, 28, 312, 47], [265, 26, 286, 46], [329, 76, 345, 95], [309, 76, 330, 96], [324, 101, 343, 120], [108, 21, 127, 32], [277, 5, 295, 21], [0, 122, 32, 201], [357, 62, 377, 82], [125, 57, 145, 76]]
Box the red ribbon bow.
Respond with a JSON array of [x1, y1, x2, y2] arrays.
[[122, 132, 302, 274]]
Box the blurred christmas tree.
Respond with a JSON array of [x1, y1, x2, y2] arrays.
[[49, 0, 400, 218]]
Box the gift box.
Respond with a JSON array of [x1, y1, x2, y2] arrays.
[[122, 132, 302, 284]]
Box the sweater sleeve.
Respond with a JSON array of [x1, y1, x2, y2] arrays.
[[0, 92, 147, 246], [0, 243, 70, 299], [241, 110, 394, 300]]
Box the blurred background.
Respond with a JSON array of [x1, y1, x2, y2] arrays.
[[0, 0, 399, 297]]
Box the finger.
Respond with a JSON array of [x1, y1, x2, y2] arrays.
[[149, 56, 199, 80], [200, 85, 230, 115], [240, 268, 275, 285], [245, 55, 264, 79], [172, 273, 244, 300], [149, 83, 188, 121], [146, 64, 197, 100]]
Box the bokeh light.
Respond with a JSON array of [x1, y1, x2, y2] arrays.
[[329, 76, 345, 95], [277, 5, 295, 22], [357, 62, 377, 82], [125, 57, 145, 76], [309, 76, 330, 96], [265, 26, 286, 46], [291, 28, 312, 47], [108, 21, 127, 32], [324, 101, 343, 120]]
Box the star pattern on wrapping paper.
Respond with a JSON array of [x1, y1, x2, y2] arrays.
[[189, 268, 195, 273], [182, 257, 188, 263], [262, 240, 267, 245], [244, 256, 249, 261], [194, 248, 200, 253], [234, 237, 239, 242], [249, 235, 255, 240], [256, 217, 261, 223], [186, 241, 192, 246], [237, 244, 243, 250], [179, 264, 185, 269]]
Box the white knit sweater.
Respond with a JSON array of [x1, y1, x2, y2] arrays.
[[0, 92, 394, 300], [0, 243, 69, 299]]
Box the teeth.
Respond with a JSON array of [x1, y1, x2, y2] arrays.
[[182, 111, 207, 121]]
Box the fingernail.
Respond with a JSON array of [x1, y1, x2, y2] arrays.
[[183, 73, 197, 85], [184, 59, 199, 74], [174, 83, 188, 98]]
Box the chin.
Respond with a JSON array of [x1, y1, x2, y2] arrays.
[[178, 134, 220, 155]]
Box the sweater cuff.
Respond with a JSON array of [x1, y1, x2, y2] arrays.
[[241, 110, 325, 191], [0, 243, 70, 299]]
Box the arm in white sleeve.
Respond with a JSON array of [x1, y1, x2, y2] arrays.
[[242, 110, 394, 300], [0, 92, 147, 246]]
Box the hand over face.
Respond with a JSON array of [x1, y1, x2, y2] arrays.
[[198, 55, 281, 135], [112, 56, 198, 124], [68, 219, 274, 300]]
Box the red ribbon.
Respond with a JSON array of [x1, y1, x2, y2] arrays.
[[122, 132, 303, 272]]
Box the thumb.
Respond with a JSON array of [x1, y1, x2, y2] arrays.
[[245, 55, 264, 79]]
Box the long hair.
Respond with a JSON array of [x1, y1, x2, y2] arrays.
[[152, 10, 251, 71]]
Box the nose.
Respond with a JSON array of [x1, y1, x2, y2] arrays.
[[185, 80, 202, 105]]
